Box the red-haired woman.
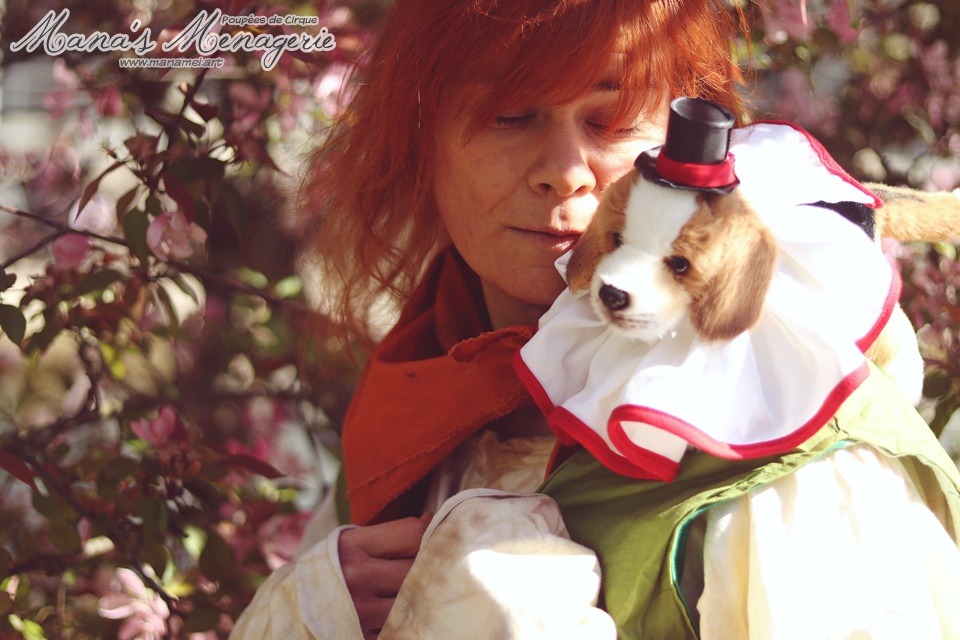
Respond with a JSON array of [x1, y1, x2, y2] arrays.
[[232, 1, 960, 638]]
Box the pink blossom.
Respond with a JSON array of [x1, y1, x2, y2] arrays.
[[825, 0, 859, 44], [204, 297, 228, 324], [97, 85, 124, 117], [314, 63, 355, 119], [42, 60, 81, 119], [52, 233, 92, 270], [258, 512, 310, 570], [929, 162, 960, 191], [70, 193, 117, 236], [225, 82, 273, 160], [98, 568, 170, 640], [772, 67, 840, 134], [25, 143, 81, 212], [227, 82, 271, 135], [146, 210, 208, 261], [763, 0, 813, 43], [229, 82, 271, 114], [130, 405, 185, 447]]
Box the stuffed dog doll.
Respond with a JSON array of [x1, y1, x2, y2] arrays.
[[515, 97, 960, 481], [565, 151, 960, 405]]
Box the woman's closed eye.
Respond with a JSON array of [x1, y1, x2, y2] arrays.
[[494, 114, 646, 137], [589, 122, 646, 138], [493, 114, 534, 128]]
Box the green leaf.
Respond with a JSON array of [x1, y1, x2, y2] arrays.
[[238, 268, 269, 289], [0, 267, 15, 292], [0, 304, 26, 344], [134, 495, 169, 542], [218, 182, 247, 240], [198, 530, 232, 581], [47, 520, 82, 554], [23, 618, 46, 640], [168, 273, 200, 303], [23, 312, 61, 355], [73, 269, 125, 297], [0, 452, 38, 490], [79, 160, 125, 215], [0, 547, 12, 578], [154, 284, 179, 325], [12, 573, 30, 607], [145, 195, 162, 217], [196, 157, 225, 204], [274, 275, 302, 299], [223, 453, 284, 479], [923, 372, 952, 399], [183, 526, 206, 559], [99, 342, 127, 380], [179, 117, 206, 138], [115, 186, 140, 225], [181, 600, 220, 633], [123, 208, 151, 264], [162, 173, 197, 222], [190, 100, 219, 122], [138, 540, 170, 578], [33, 492, 78, 525], [930, 398, 959, 438], [903, 105, 936, 144]]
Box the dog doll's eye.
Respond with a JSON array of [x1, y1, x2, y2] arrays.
[[612, 232, 623, 248], [664, 255, 690, 275]]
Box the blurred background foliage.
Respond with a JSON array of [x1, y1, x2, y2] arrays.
[[0, 0, 957, 637]]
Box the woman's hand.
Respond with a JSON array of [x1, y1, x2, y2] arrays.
[[338, 514, 432, 639]]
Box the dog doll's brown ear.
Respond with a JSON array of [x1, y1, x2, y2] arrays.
[[567, 172, 635, 292], [690, 193, 778, 342]]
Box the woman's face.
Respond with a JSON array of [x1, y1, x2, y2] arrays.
[[433, 80, 669, 327]]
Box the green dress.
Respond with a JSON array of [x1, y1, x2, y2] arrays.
[[541, 366, 960, 639]]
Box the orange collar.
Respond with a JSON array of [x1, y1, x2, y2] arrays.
[[341, 248, 536, 524]]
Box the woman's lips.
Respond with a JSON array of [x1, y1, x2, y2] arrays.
[[510, 227, 582, 251]]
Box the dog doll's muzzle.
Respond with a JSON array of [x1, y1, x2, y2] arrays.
[[598, 284, 630, 312]]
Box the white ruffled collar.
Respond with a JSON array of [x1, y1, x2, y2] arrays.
[[515, 123, 897, 480]]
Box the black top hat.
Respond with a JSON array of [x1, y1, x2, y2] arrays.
[[635, 97, 739, 195]]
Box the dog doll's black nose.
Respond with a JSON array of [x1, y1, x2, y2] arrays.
[[599, 284, 630, 311]]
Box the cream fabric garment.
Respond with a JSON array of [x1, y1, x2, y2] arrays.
[[699, 443, 960, 640], [423, 431, 555, 514], [231, 435, 960, 639], [229, 520, 363, 639], [230, 432, 568, 640], [380, 489, 617, 639]]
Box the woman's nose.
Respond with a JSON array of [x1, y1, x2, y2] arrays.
[[528, 124, 597, 198]]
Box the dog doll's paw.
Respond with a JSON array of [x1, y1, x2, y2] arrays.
[[866, 306, 924, 406]]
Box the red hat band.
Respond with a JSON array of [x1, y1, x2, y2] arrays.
[[655, 151, 738, 190]]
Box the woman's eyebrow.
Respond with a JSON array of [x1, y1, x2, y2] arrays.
[[595, 79, 621, 92]]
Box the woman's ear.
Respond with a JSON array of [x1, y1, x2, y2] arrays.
[[689, 193, 778, 342], [567, 171, 635, 291]]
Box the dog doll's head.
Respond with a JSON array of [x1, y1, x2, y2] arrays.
[[566, 170, 778, 343]]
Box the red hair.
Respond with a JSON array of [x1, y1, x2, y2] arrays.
[[299, 0, 749, 348]]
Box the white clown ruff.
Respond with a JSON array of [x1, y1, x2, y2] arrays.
[[514, 122, 898, 481]]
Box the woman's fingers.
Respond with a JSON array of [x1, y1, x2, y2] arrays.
[[342, 557, 416, 598], [353, 595, 393, 640], [342, 515, 429, 558], [338, 516, 431, 636]]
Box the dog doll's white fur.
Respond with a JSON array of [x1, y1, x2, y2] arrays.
[[567, 172, 960, 405]]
